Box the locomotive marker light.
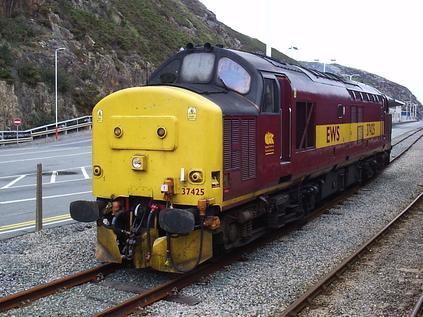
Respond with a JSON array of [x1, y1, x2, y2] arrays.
[[156, 127, 167, 138], [180, 168, 186, 182], [93, 165, 102, 176], [189, 170, 204, 183], [113, 126, 123, 137]]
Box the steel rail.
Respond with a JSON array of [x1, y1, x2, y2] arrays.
[[0, 263, 119, 312], [278, 191, 423, 317], [410, 292, 423, 317]]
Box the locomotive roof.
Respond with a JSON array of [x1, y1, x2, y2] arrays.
[[148, 45, 384, 115], [227, 48, 381, 95]]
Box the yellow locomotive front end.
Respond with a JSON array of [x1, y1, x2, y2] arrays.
[[72, 86, 223, 273]]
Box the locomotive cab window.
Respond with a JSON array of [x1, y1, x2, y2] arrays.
[[261, 78, 280, 113], [216, 57, 251, 94], [181, 53, 215, 83]]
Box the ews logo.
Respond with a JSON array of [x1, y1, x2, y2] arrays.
[[326, 125, 340, 143]]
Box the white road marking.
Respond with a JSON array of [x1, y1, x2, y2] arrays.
[[49, 138, 92, 147], [80, 167, 90, 179], [0, 165, 91, 180], [1, 175, 27, 189], [0, 177, 89, 190], [0, 146, 90, 158], [0, 152, 91, 164], [50, 171, 57, 183], [0, 191, 92, 205]]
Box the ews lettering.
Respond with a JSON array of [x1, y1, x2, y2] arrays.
[[326, 125, 340, 143]]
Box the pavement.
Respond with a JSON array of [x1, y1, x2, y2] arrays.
[[0, 131, 93, 239], [0, 121, 422, 240]]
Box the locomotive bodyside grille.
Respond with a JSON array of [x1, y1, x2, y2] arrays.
[[241, 119, 256, 180], [223, 118, 256, 181], [223, 120, 232, 170]]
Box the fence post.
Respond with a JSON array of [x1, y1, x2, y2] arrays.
[[36, 163, 43, 232]]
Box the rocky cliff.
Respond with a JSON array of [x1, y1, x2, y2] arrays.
[[0, 0, 420, 130], [0, 0, 294, 130]]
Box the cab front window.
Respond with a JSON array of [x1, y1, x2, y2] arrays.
[[217, 57, 251, 94], [180, 53, 215, 83]]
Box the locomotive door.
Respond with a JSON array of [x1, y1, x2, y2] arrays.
[[277, 76, 292, 162], [257, 74, 281, 184]]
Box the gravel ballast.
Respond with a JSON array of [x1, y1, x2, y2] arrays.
[[299, 198, 423, 317], [0, 131, 422, 316]]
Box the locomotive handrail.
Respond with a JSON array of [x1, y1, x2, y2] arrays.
[[0, 115, 92, 146]]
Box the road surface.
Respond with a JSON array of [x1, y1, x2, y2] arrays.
[[0, 131, 92, 239]]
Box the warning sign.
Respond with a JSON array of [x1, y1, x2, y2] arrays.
[[187, 107, 197, 121]]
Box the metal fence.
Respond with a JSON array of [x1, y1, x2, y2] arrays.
[[0, 115, 92, 146]]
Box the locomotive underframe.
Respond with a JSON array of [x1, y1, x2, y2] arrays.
[[215, 149, 390, 251]]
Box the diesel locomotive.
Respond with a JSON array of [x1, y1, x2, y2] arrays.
[[70, 44, 392, 273]]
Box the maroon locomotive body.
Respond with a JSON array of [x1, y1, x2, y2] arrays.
[[149, 45, 391, 249]]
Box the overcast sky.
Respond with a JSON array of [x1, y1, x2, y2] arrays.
[[200, 0, 422, 103]]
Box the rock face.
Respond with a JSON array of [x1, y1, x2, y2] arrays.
[[0, 80, 19, 130], [0, 0, 420, 130], [1, 0, 285, 130]]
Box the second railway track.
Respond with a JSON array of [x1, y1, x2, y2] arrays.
[[279, 191, 423, 317]]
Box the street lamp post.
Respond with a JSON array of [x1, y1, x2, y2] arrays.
[[314, 58, 336, 73], [348, 74, 360, 80], [288, 46, 299, 61], [55, 47, 66, 141]]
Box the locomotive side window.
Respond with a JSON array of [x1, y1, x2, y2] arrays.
[[296, 101, 315, 150], [262, 79, 280, 113], [217, 57, 251, 94], [181, 53, 215, 83], [337, 104, 345, 118]]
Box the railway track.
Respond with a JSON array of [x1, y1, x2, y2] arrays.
[[410, 293, 423, 317], [392, 126, 423, 147], [1, 128, 422, 316], [278, 191, 423, 317], [0, 263, 119, 312]]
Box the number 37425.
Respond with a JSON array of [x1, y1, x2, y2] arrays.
[[181, 188, 205, 195]]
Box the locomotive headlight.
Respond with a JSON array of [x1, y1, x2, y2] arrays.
[[114, 126, 123, 138], [156, 127, 167, 138], [131, 156, 146, 171], [189, 170, 204, 184]]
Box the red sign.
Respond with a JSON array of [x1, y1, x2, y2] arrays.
[[13, 118, 22, 126]]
